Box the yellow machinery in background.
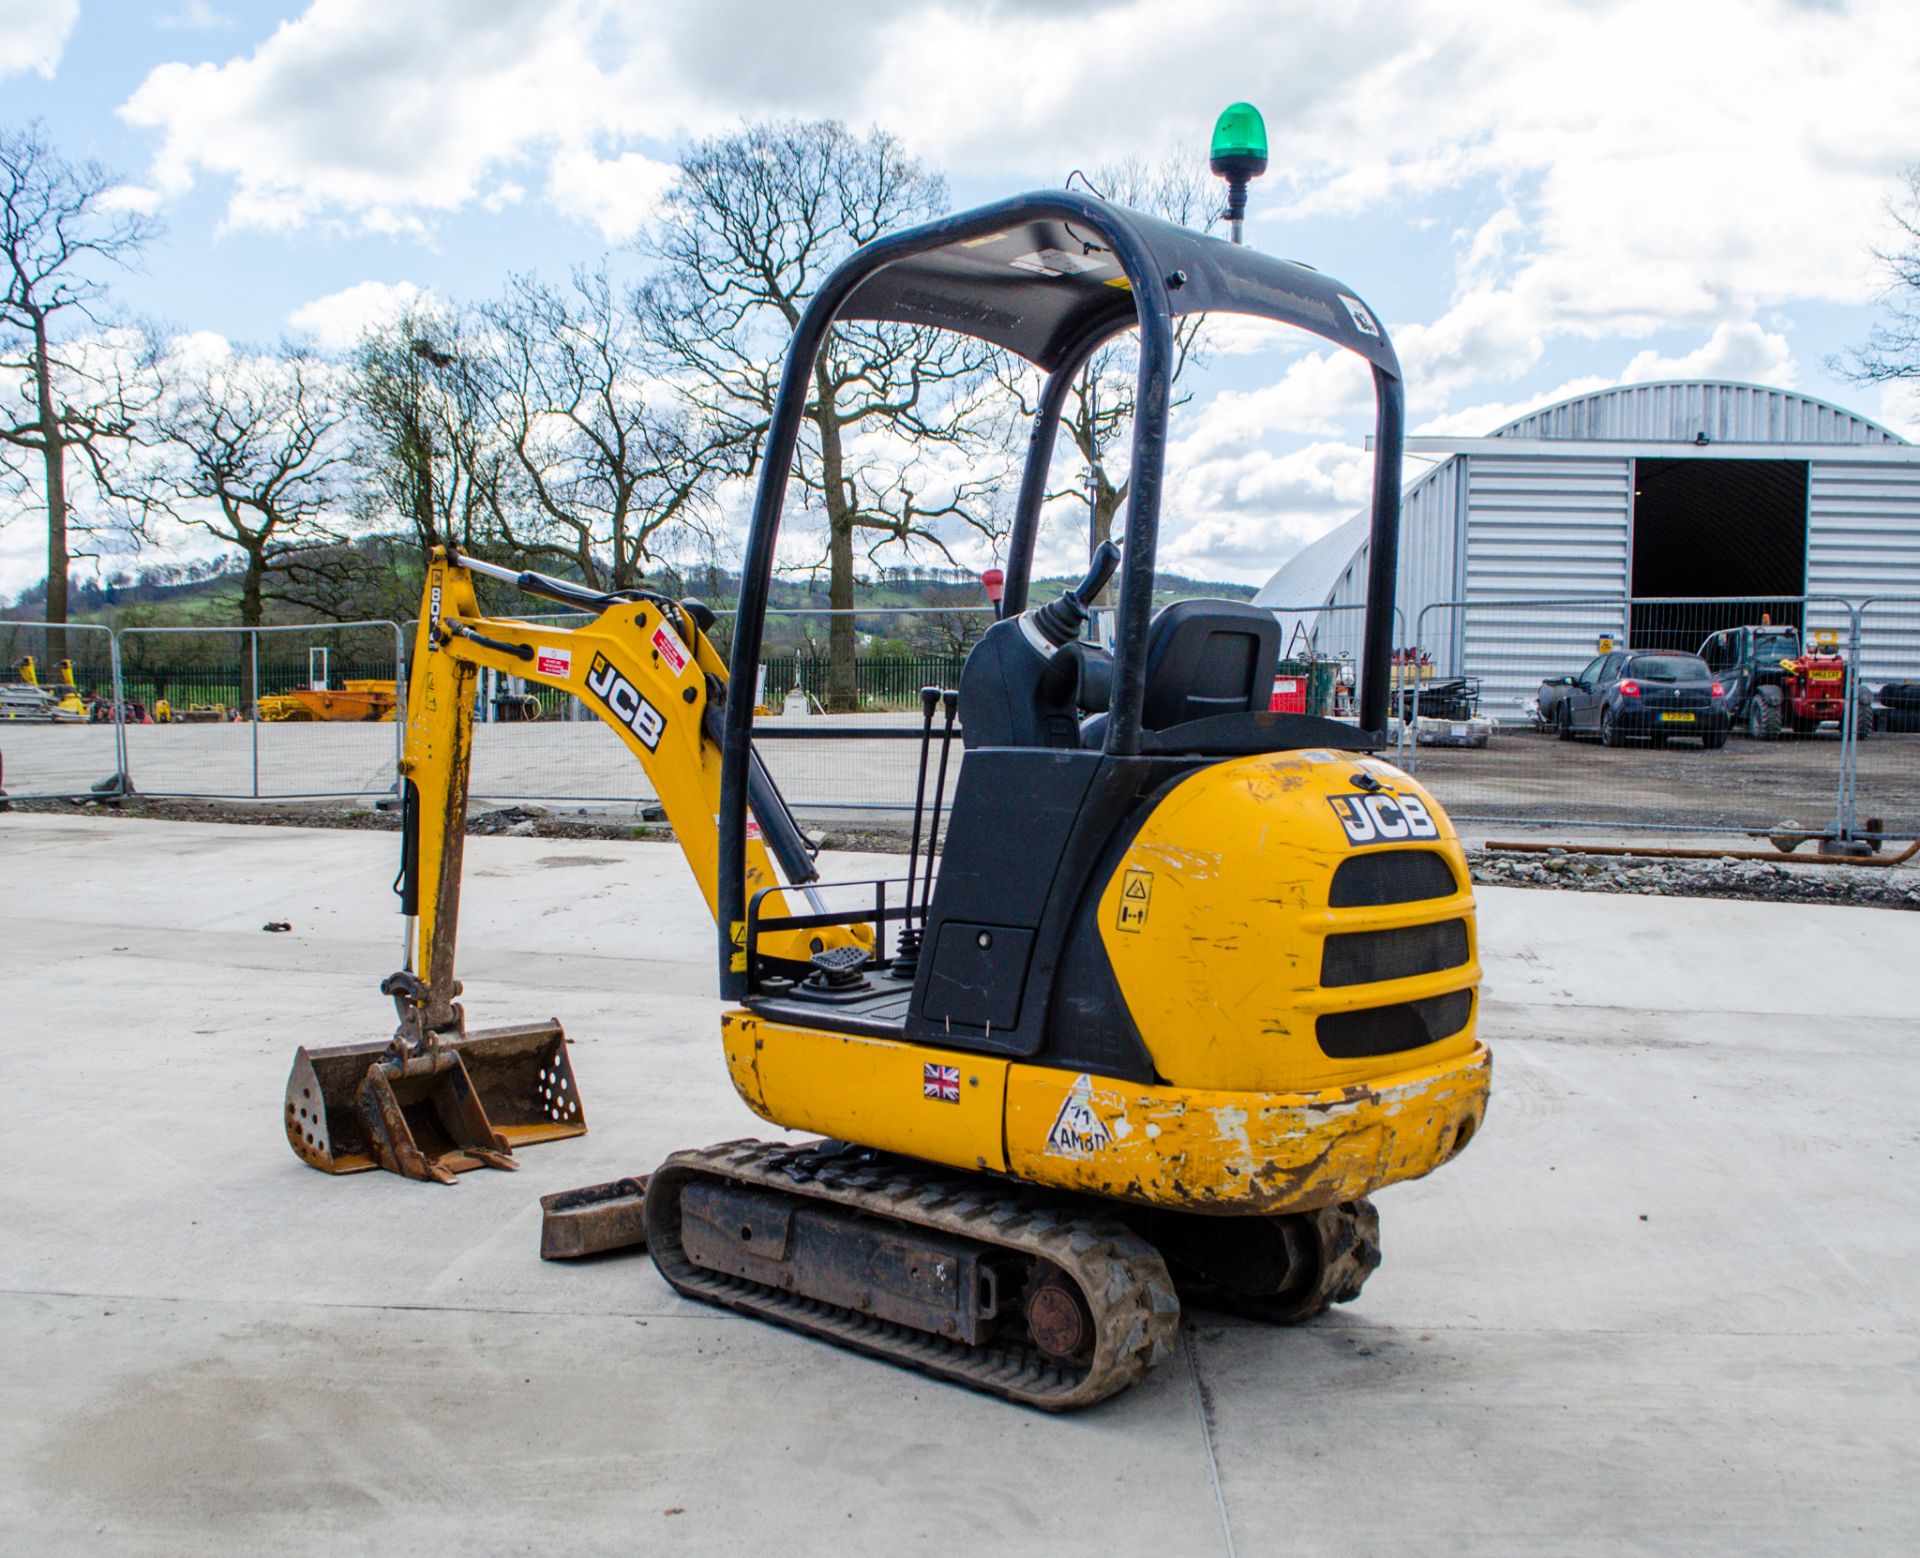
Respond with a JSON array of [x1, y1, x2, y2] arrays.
[[283, 142, 1490, 1409], [2, 656, 88, 722]]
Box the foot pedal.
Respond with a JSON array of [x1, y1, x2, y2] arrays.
[[793, 945, 873, 1003], [540, 1176, 651, 1260]]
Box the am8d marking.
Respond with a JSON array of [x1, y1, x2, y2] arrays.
[[585, 652, 665, 750], [1329, 791, 1438, 846]]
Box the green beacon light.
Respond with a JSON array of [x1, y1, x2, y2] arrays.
[[1209, 101, 1268, 245]]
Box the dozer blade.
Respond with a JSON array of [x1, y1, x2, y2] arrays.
[[285, 1020, 585, 1182]]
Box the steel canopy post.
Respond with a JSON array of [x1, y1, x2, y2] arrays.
[[1000, 369, 1078, 619], [1103, 267, 1175, 757], [719, 273, 871, 997], [1001, 319, 1133, 619], [1359, 366, 1406, 738]]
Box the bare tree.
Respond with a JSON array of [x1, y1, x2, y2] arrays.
[[641, 120, 1003, 710], [477, 264, 724, 590], [347, 305, 511, 557], [134, 343, 351, 708], [1834, 164, 1920, 390], [997, 155, 1215, 602], [0, 123, 160, 654]]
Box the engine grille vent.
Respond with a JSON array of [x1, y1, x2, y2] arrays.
[[1321, 919, 1469, 988], [1327, 850, 1457, 908], [1316, 990, 1474, 1060]]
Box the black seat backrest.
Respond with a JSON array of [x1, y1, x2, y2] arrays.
[[1080, 598, 1281, 748], [1139, 599, 1281, 728]]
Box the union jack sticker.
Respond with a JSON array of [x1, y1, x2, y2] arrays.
[[923, 1063, 961, 1104]]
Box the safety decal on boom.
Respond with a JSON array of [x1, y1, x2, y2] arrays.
[[535, 646, 572, 678], [650, 621, 689, 675], [1045, 1075, 1113, 1158], [1329, 791, 1439, 847], [584, 652, 666, 750]]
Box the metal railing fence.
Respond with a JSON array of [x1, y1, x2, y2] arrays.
[[1402, 594, 1916, 840], [114, 621, 405, 800], [2, 597, 1912, 842], [0, 620, 126, 801], [1851, 595, 1920, 839]]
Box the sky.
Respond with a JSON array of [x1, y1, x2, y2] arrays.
[[3, 0, 1918, 599]]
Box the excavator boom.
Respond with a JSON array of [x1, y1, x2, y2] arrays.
[[285, 549, 852, 1183]]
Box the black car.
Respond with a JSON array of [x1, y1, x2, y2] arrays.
[[1547, 650, 1729, 748]]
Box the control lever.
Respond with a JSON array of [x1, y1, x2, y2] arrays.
[[1073, 540, 1123, 608], [1028, 540, 1122, 649]]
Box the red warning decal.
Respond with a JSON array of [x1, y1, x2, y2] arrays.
[[651, 621, 689, 675]]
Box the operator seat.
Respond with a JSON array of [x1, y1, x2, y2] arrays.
[[1081, 598, 1281, 746]]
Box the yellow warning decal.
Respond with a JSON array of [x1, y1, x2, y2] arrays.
[[729, 920, 748, 972], [1116, 867, 1153, 932]]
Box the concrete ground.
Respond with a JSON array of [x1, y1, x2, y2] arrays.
[[1, 813, 1916, 1554]]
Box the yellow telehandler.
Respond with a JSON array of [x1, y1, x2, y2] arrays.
[[284, 160, 1489, 1408]]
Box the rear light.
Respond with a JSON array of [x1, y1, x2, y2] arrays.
[[1711, 681, 1725, 698], [1617, 679, 1641, 698]]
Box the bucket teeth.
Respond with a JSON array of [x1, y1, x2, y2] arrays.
[[284, 1019, 585, 1182]]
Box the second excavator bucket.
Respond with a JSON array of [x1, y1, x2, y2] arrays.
[[285, 1020, 585, 1183]]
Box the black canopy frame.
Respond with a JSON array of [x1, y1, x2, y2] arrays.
[[718, 189, 1406, 992]]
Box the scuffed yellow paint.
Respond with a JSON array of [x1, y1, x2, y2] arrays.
[[1004, 1043, 1491, 1214]]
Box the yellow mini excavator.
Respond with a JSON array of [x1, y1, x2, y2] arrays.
[[284, 148, 1490, 1408]]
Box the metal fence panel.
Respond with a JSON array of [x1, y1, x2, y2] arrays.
[[1855, 595, 1920, 838], [11, 592, 1897, 838], [0, 620, 125, 800], [1404, 596, 1860, 835], [118, 621, 403, 800]]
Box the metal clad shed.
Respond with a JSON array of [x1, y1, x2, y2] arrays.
[[1256, 379, 1920, 703]]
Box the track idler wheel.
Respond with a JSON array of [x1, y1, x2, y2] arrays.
[[1024, 1263, 1095, 1365]]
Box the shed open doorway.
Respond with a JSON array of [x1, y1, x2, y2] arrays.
[[1630, 458, 1808, 653]]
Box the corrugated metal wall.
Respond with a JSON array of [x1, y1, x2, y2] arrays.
[[1313, 458, 1464, 664], [1495, 382, 1902, 446], [1456, 455, 1631, 706], [1809, 461, 1920, 683]]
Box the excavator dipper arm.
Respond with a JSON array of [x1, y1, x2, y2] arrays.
[[284, 548, 859, 1183]]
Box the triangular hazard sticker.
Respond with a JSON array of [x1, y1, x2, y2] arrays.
[[1045, 1075, 1113, 1158]]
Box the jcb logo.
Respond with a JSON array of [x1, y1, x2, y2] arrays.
[[1329, 791, 1438, 847], [585, 653, 665, 750]]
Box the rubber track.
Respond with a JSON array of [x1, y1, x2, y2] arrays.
[[1205, 1197, 1382, 1326], [646, 1139, 1181, 1411]]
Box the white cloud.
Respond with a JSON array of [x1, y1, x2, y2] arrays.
[[547, 146, 677, 242], [118, 0, 690, 236], [1412, 376, 1617, 439], [1161, 438, 1375, 579], [157, 1, 228, 29], [1875, 381, 1920, 443], [1186, 350, 1376, 448], [285, 279, 429, 350], [1406, 320, 1799, 440], [0, 0, 78, 79], [1619, 320, 1797, 388], [98, 184, 166, 216]]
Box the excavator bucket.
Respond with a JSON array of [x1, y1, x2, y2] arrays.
[[285, 1020, 585, 1183]]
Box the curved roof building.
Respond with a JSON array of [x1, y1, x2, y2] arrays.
[[1255, 380, 1920, 702]]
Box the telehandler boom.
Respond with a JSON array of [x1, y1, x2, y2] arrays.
[[285, 176, 1491, 1408]]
